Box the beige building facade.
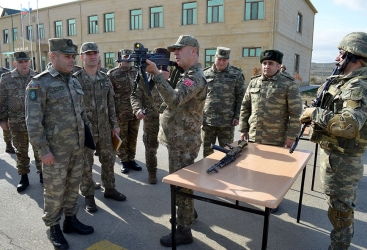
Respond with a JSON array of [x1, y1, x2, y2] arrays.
[[0, 0, 317, 84]]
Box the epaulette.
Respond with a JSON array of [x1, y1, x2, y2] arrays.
[[1, 71, 11, 77], [107, 67, 119, 76], [203, 66, 211, 71], [251, 74, 261, 80], [33, 71, 49, 79], [73, 69, 82, 77], [280, 72, 294, 80], [230, 65, 242, 72]]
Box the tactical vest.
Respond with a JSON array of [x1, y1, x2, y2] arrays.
[[310, 76, 367, 156]]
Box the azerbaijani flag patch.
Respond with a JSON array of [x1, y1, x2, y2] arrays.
[[28, 83, 39, 101]]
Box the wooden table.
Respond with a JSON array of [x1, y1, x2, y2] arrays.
[[162, 142, 312, 250], [300, 126, 319, 191]]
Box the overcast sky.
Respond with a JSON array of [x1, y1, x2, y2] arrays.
[[2, 0, 367, 63]]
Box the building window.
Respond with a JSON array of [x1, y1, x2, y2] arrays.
[[294, 54, 300, 73], [68, 19, 76, 36], [89, 15, 98, 34], [183, 2, 197, 25], [207, 0, 224, 23], [130, 9, 142, 30], [205, 49, 216, 67], [26, 25, 33, 40], [104, 13, 115, 32], [245, 0, 264, 20], [243, 47, 262, 57], [105, 52, 115, 69], [3, 29, 9, 43], [38, 24, 44, 39], [297, 13, 302, 33], [13, 28, 18, 41], [150, 6, 163, 28], [5, 58, 10, 69], [55, 21, 62, 38]]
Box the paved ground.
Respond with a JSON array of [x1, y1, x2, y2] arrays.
[[0, 86, 366, 250]]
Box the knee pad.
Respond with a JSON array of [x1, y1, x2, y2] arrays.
[[328, 206, 354, 230]]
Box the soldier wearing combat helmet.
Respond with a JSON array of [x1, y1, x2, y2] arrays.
[[300, 32, 367, 249]]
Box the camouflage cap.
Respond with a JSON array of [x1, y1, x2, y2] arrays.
[[260, 50, 283, 64], [338, 32, 367, 58], [80, 42, 99, 54], [167, 35, 199, 52], [14, 51, 30, 61], [215, 47, 230, 59], [154, 47, 170, 58], [48, 38, 78, 55], [120, 49, 132, 56]]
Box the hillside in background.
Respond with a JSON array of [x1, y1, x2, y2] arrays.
[[309, 62, 337, 84]]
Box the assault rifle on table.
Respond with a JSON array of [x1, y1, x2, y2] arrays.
[[117, 42, 178, 95], [206, 140, 248, 174], [289, 66, 340, 153]]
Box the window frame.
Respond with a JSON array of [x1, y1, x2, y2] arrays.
[[67, 18, 76, 36], [297, 12, 302, 33], [130, 9, 143, 30], [13, 27, 18, 41], [205, 48, 216, 67], [105, 52, 115, 69], [294, 54, 300, 73], [243, 47, 262, 57], [55, 21, 62, 38], [104, 13, 115, 32], [89, 15, 99, 34], [182, 2, 197, 25], [3, 29, 9, 43], [207, 0, 224, 23], [244, 0, 264, 20], [150, 6, 163, 28], [38, 23, 44, 40]]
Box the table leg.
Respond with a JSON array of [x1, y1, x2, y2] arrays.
[[171, 185, 177, 250], [311, 143, 319, 191], [262, 207, 270, 250], [297, 167, 307, 223]]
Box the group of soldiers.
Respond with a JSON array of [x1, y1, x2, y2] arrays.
[[1, 31, 367, 250]]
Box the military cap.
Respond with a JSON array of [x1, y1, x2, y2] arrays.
[[167, 35, 199, 52], [215, 47, 230, 59], [14, 51, 30, 61], [260, 50, 283, 64], [80, 42, 99, 54], [48, 38, 78, 55], [154, 47, 170, 58], [120, 49, 132, 56]]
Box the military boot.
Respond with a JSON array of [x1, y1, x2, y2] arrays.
[[17, 174, 29, 192], [148, 168, 157, 184], [128, 160, 142, 171], [5, 142, 15, 154], [104, 188, 126, 201], [120, 161, 129, 174], [62, 215, 94, 235], [85, 195, 97, 213], [160, 225, 193, 247], [50, 224, 69, 249]]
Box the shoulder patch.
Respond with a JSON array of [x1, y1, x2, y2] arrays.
[[251, 74, 261, 80], [183, 78, 194, 87]]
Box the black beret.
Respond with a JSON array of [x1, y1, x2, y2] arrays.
[[260, 50, 283, 64]]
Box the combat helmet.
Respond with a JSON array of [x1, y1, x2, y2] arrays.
[[338, 32, 367, 59]]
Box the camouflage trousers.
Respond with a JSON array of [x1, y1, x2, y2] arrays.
[[143, 111, 159, 170], [117, 119, 140, 162], [201, 124, 235, 157], [42, 148, 84, 226], [12, 130, 42, 175], [2, 128, 12, 143], [80, 135, 116, 197], [168, 142, 200, 228], [319, 148, 364, 250]]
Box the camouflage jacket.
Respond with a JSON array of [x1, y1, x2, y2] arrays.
[[309, 67, 367, 156], [25, 65, 90, 157], [239, 70, 302, 146], [108, 66, 138, 121], [203, 63, 246, 126], [74, 69, 118, 137], [154, 63, 207, 149], [0, 68, 37, 131]]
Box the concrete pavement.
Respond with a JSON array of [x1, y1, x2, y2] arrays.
[[0, 120, 366, 250]]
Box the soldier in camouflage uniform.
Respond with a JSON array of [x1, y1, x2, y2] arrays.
[[300, 32, 367, 250], [239, 50, 302, 213], [25, 38, 94, 250], [75, 42, 125, 213], [0, 66, 16, 154], [130, 47, 176, 184], [0, 52, 42, 192], [108, 49, 142, 174], [202, 47, 246, 157], [280, 64, 291, 77], [146, 35, 207, 247]]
